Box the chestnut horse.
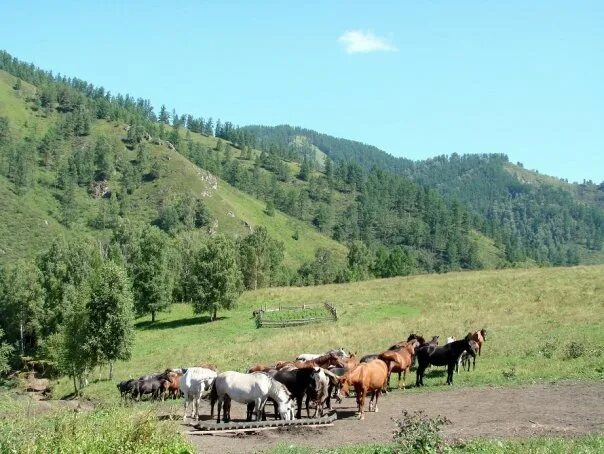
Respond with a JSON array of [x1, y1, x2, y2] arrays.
[[472, 329, 487, 356], [277, 352, 342, 370], [378, 340, 419, 389], [338, 359, 389, 420]]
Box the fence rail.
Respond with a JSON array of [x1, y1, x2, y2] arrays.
[[255, 302, 338, 328]]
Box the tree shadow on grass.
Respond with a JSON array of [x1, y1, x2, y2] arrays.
[[136, 315, 227, 331]]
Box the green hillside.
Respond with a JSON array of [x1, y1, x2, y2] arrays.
[[0, 68, 344, 267], [242, 124, 604, 266]]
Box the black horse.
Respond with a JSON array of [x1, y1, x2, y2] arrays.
[[272, 367, 316, 419], [416, 335, 476, 386]]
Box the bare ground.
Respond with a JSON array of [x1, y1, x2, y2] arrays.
[[184, 381, 604, 453]]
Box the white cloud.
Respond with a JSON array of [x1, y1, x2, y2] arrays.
[[338, 30, 398, 54]]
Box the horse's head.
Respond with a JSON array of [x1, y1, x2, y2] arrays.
[[480, 328, 487, 340], [278, 394, 295, 421], [338, 376, 350, 397], [465, 339, 478, 358], [431, 335, 440, 344]]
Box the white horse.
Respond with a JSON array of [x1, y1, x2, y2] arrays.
[[211, 371, 294, 423], [296, 347, 348, 362], [179, 367, 217, 422]]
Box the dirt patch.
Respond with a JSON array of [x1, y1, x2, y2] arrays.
[[184, 381, 604, 453]]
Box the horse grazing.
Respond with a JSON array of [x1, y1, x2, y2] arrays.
[[458, 340, 479, 372], [247, 364, 274, 373], [179, 367, 217, 422], [211, 371, 294, 423], [296, 347, 348, 362], [378, 340, 418, 389], [306, 368, 340, 418], [416, 335, 476, 386], [161, 371, 182, 399], [291, 352, 342, 369], [338, 359, 389, 420], [472, 329, 487, 356], [272, 367, 316, 419], [117, 379, 137, 400]]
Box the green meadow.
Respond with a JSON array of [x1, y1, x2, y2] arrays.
[[51, 264, 603, 402]]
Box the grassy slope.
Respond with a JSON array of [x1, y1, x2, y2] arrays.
[[0, 70, 344, 267], [55, 265, 604, 401]]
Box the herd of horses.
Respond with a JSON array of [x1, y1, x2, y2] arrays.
[[117, 329, 487, 422]]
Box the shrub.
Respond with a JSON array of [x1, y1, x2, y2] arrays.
[[539, 340, 558, 359], [0, 406, 192, 453], [501, 367, 517, 380], [392, 410, 450, 453], [564, 342, 586, 360]]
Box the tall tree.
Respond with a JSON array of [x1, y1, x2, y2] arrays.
[[137, 226, 174, 322], [0, 261, 45, 356], [36, 238, 101, 338], [238, 227, 284, 290], [0, 329, 14, 374], [191, 235, 242, 320], [86, 261, 134, 379], [158, 104, 170, 124]]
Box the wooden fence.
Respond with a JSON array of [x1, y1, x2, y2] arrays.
[[255, 302, 338, 328]]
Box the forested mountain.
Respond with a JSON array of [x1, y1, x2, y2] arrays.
[[242, 124, 604, 265]]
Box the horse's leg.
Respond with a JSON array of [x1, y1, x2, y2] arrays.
[[216, 397, 222, 423], [256, 397, 266, 422], [358, 388, 366, 420], [224, 395, 231, 423], [305, 394, 311, 419], [447, 363, 454, 385], [373, 389, 381, 413], [416, 364, 425, 386], [182, 392, 188, 421], [296, 395, 303, 419]]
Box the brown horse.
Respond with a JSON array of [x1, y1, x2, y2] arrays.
[[338, 359, 389, 420], [335, 353, 359, 370], [378, 340, 418, 389], [471, 329, 487, 356], [161, 371, 181, 399], [248, 364, 274, 373]]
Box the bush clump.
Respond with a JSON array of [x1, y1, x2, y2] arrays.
[[564, 342, 586, 360], [0, 406, 193, 453], [392, 410, 451, 453]]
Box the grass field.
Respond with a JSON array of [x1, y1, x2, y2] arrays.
[[50, 264, 604, 402]]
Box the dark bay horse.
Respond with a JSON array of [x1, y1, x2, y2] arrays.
[[416, 335, 476, 386]]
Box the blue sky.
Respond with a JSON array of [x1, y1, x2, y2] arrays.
[[1, 1, 602, 183]]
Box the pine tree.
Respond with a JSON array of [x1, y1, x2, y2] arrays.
[[298, 155, 312, 181], [94, 135, 114, 180], [158, 104, 170, 124]]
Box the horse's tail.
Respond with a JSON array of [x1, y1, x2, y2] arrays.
[[209, 378, 218, 417]]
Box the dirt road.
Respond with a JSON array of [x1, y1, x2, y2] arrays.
[[185, 381, 604, 453]]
